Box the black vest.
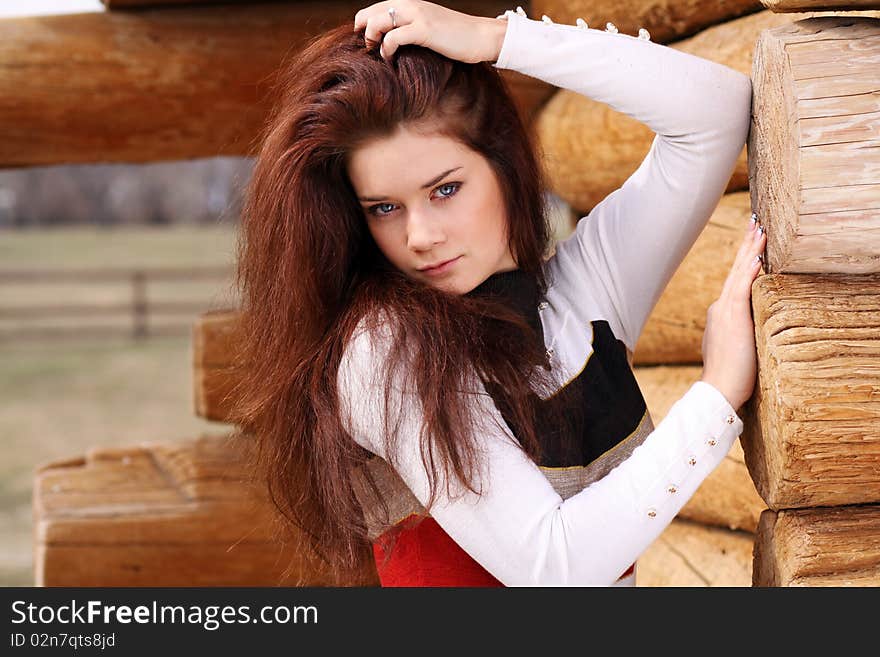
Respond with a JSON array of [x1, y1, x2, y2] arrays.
[[465, 268, 649, 468]]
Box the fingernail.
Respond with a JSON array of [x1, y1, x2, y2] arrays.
[[758, 225, 765, 235], [750, 212, 758, 226]]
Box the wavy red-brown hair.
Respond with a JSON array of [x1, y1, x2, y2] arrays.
[[229, 21, 576, 584]]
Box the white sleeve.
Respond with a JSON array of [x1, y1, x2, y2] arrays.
[[494, 12, 753, 353], [338, 322, 744, 586]]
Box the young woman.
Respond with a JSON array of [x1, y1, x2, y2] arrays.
[[231, 1, 764, 586]]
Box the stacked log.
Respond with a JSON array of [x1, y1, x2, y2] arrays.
[[32, 434, 379, 586], [743, 14, 880, 585], [761, 1, 880, 11], [531, 1, 764, 44], [753, 507, 880, 586], [749, 15, 880, 274], [742, 273, 880, 510], [0, 1, 549, 167]]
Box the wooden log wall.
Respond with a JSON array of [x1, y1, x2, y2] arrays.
[[0, 1, 547, 167], [32, 434, 379, 586], [531, 0, 764, 44], [740, 273, 880, 510], [748, 16, 880, 274], [103, 0, 253, 7], [753, 506, 880, 585], [761, 0, 880, 11], [743, 9, 880, 586]]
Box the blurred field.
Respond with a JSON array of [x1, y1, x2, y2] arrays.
[[0, 226, 240, 585]]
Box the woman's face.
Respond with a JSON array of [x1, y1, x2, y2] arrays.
[[347, 123, 517, 295]]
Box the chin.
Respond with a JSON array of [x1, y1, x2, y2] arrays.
[[424, 276, 463, 295]]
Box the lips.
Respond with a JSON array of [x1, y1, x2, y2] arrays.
[[418, 256, 462, 276], [419, 257, 459, 272]]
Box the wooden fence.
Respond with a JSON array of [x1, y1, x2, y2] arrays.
[[0, 266, 234, 342]]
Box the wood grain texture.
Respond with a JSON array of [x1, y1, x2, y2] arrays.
[[32, 433, 380, 586], [741, 273, 880, 509], [192, 309, 247, 424], [638, 519, 754, 586], [761, 1, 880, 12], [748, 16, 880, 274], [753, 506, 880, 586], [532, 0, 763, 44], [0, 1, 551, 167]]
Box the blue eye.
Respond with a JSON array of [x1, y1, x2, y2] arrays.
[[369, 202, 396, 216], [436, 182, 460, 199], [366, 181, 462, 217]]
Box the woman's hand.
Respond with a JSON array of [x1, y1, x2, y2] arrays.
[[699, 215, 767, 411], [353, 0, 507, 64]]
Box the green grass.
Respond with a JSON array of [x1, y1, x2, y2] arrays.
[[0, 226, 242, 338], [0, 224, 240, 269], [1, 226, 240, 585]]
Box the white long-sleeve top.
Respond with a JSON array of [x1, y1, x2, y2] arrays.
[[337, 10, 753, 586]]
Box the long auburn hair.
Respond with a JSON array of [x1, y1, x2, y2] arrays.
[[229, 21, 576, 584]]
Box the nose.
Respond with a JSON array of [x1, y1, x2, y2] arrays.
[[406, 209, 446, 251]]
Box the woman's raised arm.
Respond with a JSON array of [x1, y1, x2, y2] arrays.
[[493, 11, 752, 355]]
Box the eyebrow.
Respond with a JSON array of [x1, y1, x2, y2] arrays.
[[357, 166, 463, 202]]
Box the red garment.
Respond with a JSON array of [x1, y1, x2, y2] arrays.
[[373, 516, 503, 587], [373, 514, 634, 587]]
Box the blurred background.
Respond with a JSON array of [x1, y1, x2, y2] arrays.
[[0, 1, 249, 585]]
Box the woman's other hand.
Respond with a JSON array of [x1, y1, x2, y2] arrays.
[[353, 0, 508, 64], [699, 215, 767, 411]]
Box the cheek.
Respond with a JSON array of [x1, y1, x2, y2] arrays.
[[479, 183, 509, 239], [484, 211, 509, 245], [367, 222, 405, 261]]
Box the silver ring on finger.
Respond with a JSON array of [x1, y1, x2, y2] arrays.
[[388, 7, 397, 29]]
